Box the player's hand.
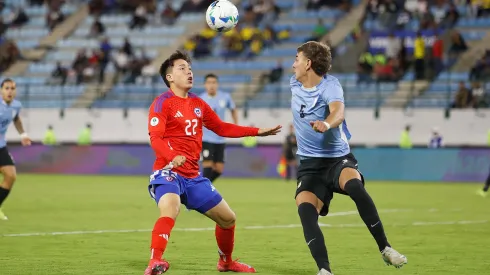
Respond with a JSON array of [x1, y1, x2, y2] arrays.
[[21, 137, 31, 146], [171, 155, 186, 167], [257, 125, 282, 136], [310, 121, 330, 133]]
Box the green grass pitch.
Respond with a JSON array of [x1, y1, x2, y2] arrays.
[[1, 174, 489, 274]]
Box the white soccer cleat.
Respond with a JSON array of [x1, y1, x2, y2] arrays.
[[317, 268, 333, 275], [381, 247, 407, 268], [0, 208, 8, 221]]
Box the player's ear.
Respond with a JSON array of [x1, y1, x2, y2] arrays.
[[305, 59, 311, 71], [166, 73, 173, 84]]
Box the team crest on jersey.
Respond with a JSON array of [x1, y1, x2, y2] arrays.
[[219, 100, 226, 108], [194, 108, 202, 117], [166, 176, 174, 182]]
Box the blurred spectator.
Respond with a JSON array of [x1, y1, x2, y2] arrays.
[[99, 37, 112, 83], [469, 50, 490, 80], [139, 62, 157, 85], [0, 40, 20, 72], [122, 37, 134, 57], [276, 27, 291, 42], [129, 4, 148, 29], [428, 127, 443, 148], [374, 57, 400, 82], [477, 0, 490, 17], [449, 30, 468, 55], [431, 35, 444, 75], [222, 29, 244, 60], [399, 125, 412, 149], [72, 49, 89, 84], [452, 81, 471, 108], [89, 0, 105, 15], [161, 2, 178, 25], [114, 48, 129, 83], [29, 0, 44, 5], [305, 19, 328, 43], [0, 17, 7, 37], [262, 25, 276, 47], [252, 0, 279, 26], [471, 81, 487, 108], [50, 61, 68, 85], [385, 33, 401, 59], [179, 0, 211, 13], [260, 60, 283, 84], [42, 125, 57, 146], [88, 18, 105, 38], [413, 31, 425, 80], [246, 33, 264, 59], [357, 51, 373, 84], [46, 4, 65, 30], [441, 3, 460, 28], [6, 7, 29, 27]]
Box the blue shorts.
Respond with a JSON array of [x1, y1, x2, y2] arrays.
[[148, 169, 223, 214]]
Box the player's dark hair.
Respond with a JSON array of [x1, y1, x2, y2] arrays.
[[204, 73, 218, 82], [1, 78, 14, 87], [297, 41, 332, 76], [159, 50, 192, 88]]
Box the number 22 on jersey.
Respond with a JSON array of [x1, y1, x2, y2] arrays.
[[185, 119, 198, 136]]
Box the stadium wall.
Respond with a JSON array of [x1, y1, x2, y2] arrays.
[[9, 145, 489, 182], [7, 108, 490, 146]]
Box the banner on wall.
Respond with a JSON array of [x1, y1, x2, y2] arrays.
[[368, 30, 440, 55], [8, 145, 490, 182]]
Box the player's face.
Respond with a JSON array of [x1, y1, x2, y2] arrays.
[[1, 81, 16, 103], [204, 77, 218, 96], [292, 52, 310, 82], [167, 59, 193, 90]]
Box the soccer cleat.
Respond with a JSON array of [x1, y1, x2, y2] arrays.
[[477, 190, 487, 197], [217, 258, 256, 273], [0, 208, 8, 221], [381, 247, 407, 268], [144, 259, 169, 275], [317, 268, 333, 275]]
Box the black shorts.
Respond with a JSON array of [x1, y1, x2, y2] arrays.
[[295, 153, 364, 216], [202, 142, 226, 163], [0, 147, 15, 167]]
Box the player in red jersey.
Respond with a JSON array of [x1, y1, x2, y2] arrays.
[[144, 51, 281, 275]]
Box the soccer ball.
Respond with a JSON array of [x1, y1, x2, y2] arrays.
[[205, 0, 239, 32]]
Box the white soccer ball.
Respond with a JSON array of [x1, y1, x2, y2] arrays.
[[205, 0, 239, 32]]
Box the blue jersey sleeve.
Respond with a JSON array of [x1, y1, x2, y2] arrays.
[[321, 78, 344, 104]]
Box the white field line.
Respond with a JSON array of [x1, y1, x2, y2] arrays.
[[3, 209, 486, 238]]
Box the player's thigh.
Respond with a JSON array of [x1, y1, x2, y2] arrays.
[[295, 174, 328, 214], [201, 142, 215, 167], [148, 170, 183, 219], [204, 199, 236, 229], [184, 175, 223, 214], [333, 154, 364, 192]]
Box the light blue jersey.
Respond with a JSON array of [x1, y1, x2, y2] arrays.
[[200, 91, 236, 144], [0, 100, 22, 148], [290, 75, 351, 158]]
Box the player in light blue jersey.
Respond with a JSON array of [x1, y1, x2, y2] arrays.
[[0, 79, 31, 221], [291, 42, 407, 275], [199, 74, 238, 183]]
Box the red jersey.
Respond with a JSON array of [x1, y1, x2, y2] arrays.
[[148, 90, 259, 178]]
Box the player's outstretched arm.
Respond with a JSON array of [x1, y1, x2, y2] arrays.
[[202, 101, 281, 138], [13, 116, 31, 146]]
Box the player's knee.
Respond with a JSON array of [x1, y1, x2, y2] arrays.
[[2, 170, 16, 188], [217, 210, 236, 228], [298, 202, 318, 222], [343, 178, 366, 199]]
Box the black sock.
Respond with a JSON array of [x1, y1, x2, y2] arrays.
[[210, 170, 222, 182], [203, 167, 213, 180], [286, 165, 292, 180], [298, 203, 331, 272], [343, 179, 390, 251], [483, 173, 490, 192], [0, 187, 10, 207]]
